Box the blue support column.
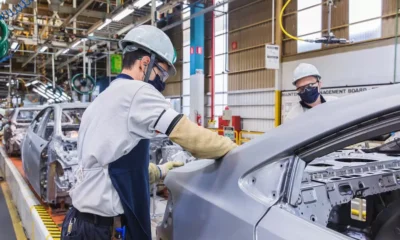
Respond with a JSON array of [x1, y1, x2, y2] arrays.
[[189, 3, 205, 126], [190, 4, 204, 74]]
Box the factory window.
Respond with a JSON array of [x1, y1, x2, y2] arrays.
[[182, 6, 191, 116], [349, 0, 382, 42], [211, 1, 228, 124], [297, 0, 322, 53]]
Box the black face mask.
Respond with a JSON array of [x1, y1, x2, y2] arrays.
[[148, 74, 165, 92], [298, 86, 320, 104]]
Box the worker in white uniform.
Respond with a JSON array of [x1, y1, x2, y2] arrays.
[[285, 63, 338, 121], [60, 25, 237, 240]]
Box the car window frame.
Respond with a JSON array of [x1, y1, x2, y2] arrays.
[[37, 107, 56, 141], [31, 107, 51, 136]]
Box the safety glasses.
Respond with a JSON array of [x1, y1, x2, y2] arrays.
[[154, 62, 170, 82], [296, 81, 319, 94]]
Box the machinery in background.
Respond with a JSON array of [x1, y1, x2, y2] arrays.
[[218, 106, 241, 143], [3, 106, 43, 155]]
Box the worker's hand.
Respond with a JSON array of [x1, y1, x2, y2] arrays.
[[158, 161, 184, 178]]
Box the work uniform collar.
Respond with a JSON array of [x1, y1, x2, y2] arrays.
[[300, 95, 326, 109], [116, 73, 134, 80]]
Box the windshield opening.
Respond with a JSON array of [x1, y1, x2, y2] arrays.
[[16, 110, 41, 124]]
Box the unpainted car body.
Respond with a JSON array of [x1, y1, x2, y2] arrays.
[[21, 103, 88, 205], [3, 106, 44, 155], [157, 84, 400, 240]]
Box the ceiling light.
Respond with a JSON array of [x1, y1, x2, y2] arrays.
[[97, 19, 112, 30], [71, 40, 82, 48], [112, 6, 135, 22], [39, 46, 48, 53], [25, 80, 39, 87], [88, 33, 94, 36], [10, 42, 18, 50], [33, 88, 49, 99], [149, 0, 162, 7], [134, 0, 151, 9], [62, 49, 69, 54], [81, 38, 88, 42]]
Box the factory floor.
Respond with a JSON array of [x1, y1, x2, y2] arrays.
[[0, 176, 26, 240]]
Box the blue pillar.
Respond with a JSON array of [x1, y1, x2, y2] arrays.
[[189, 3, 205, 126], [190, 4, 204, 74]]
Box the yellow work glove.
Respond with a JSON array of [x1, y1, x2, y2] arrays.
[[169, 116, 238, 159], [148, 161, 184, 184]]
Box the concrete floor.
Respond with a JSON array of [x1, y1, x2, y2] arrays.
[[0, 180, 17, 240]]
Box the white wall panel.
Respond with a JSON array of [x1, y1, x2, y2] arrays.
[[282, 43, 400, 90], [229, 106, 274, 119], [228, 90, 275, 106], [242, 119, 274, 132]]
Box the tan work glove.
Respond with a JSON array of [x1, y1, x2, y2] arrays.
[[148, 161, 184, 184], [169, 117, 237, 159]]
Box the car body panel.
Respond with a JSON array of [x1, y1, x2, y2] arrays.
[[157, 84, 400, 240], [21, 103, 88, 204], [3, 106, 44, 155]]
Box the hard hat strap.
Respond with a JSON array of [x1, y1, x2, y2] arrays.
[[143, 53, 156, 83]]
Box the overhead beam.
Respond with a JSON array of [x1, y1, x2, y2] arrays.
[[61, 0, 95, 27]]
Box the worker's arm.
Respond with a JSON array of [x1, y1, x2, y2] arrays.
[[129, 85, 237, 160], [148, 161, 184, 184]]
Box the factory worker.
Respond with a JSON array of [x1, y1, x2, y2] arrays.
[[285, 63, 337, 121], [61, 25, 237, 240]]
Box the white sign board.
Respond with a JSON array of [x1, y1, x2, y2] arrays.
[[265, 44, 280, 70], [281, 84, 389, 123]]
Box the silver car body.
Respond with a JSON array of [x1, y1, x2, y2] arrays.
[[3, 106, 44, 155], [157, 84, 400, 240], [21, 103, 88, 205]]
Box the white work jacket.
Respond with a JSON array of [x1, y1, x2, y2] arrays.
[[69, 77, 180, 217], [285, 95, 338, 122]]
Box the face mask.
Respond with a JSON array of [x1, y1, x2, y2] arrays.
[[148, 74, 166, 92], [298, 86, 320, 104]]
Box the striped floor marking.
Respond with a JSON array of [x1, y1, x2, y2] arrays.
[[34, 205, 61, 240]]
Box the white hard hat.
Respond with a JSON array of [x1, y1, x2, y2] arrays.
[[119, 25, 177, 76], [292, 63, 321, 85]]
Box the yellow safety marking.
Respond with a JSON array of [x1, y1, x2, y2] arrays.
[[32, 205, 61, 240], [351, 209, 366, 219], [0, 181, 27, 240]]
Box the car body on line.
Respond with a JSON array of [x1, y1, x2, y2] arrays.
[[157, 83, 400, 240], [21, 103, 88, 205], [3, 106, 44, 155]]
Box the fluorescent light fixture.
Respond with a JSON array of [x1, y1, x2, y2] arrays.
[[134, 0, 151, 9], [97, 19, 112, 30], [33, 88, 49, 99], [10, 42, 18, 50], [39, 46, 48, 52], [71, 40, 82, 48], [25, 80, 39, 87], [112, 6, 135, 22], [62, 49, 69, 54], [88, 33, 94, 36], [81, 38, 88, 42], [149, 0, 162, 7]]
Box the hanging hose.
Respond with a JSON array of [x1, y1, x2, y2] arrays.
[[0, 20, 10, 60], [70, 73, 96, 95], [279, 0, 307, 42], [0, 0, 33, 20]]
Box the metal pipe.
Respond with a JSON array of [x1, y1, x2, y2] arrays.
[[394, 0, 399, 83], [83, 42, 86, 78], [161, 0, 237, 32], [151, 0, 156, 26], [73, 0, 77, 34], [327, 0, 333, 38], [225, 2, 229, 72], [211, 0, 215, 121], [8, 56, 11, 107], [52, 53, 55, 88], [274, 0, 283, 127], [272, 0, 275, 44]]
